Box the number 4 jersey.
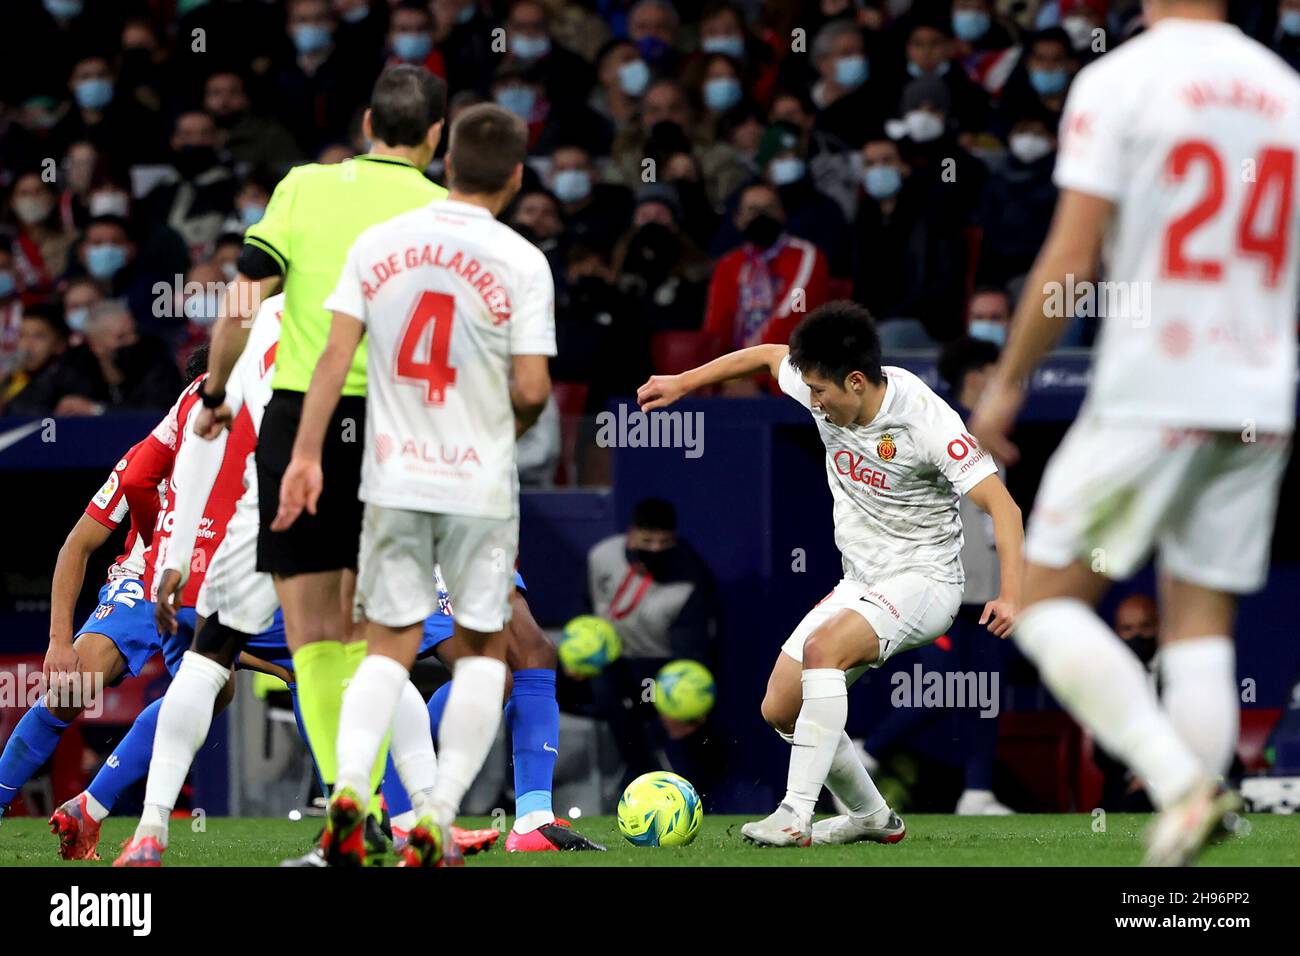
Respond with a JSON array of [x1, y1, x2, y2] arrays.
[[1056, 17, 1300, 434], [325, 198, 557, 519]]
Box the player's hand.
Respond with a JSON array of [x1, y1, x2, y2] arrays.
[[273, 456, 323, 531], [637, 374, 690, 412], [194, 404, 233, 440], [969, 377, 1026, 466], [979, 597, 1017, 639], [42, 639, 81, 698], [155, 569, 185, 635]]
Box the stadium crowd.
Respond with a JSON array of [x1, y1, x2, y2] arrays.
[[0, 0, 1287, 433]]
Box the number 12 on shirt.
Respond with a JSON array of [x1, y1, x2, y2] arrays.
[[394, 290, 458, 405]]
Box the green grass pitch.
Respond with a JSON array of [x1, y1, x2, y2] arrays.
[[2, 814, 1297, 866]]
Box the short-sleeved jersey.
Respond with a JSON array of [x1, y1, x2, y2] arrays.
[[779, 358, 997, 586], [325, 199, 557, 519], [1055, 18, 1300, 433], [84, 442, 149, 583], [244, 155, 447, 396]]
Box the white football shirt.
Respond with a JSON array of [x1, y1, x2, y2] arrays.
[[1056, 18, 1300, 433], [779, 358, 997, 586], [326, 199, 557, 519]]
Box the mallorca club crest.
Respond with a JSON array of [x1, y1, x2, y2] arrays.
[[877, 434, 897, 461]]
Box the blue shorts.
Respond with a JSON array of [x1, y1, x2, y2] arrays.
[[76, 578, 193, 682], [235, 572, 529, 670]]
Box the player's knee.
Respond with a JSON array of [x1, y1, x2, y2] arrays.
[[760, 693, 796, 736], [802, 630, 841, 669]]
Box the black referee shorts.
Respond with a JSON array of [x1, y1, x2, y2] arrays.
[[256, 389, 366, 576]]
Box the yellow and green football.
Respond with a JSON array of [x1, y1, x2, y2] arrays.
[[557, 615, 622, 677], [617, 771, 704, 847], [653, 659, 716, 722]]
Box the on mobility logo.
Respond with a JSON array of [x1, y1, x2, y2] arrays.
[[595, 404, 705, 460], [49, 886, 152, 936]]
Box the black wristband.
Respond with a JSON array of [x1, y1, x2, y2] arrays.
[[201, 387, 226, 409]]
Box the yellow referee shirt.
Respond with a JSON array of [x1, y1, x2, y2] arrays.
[[244, 154, 446, 396]]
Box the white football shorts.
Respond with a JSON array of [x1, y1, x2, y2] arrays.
[[197, 493, 279, 635]]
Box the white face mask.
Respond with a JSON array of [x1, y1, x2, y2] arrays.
[[88, 191, 130, 218], [1008, 132, 1053, 164], [1062, 15, 1095, 50], [904, 109, 944, 143]]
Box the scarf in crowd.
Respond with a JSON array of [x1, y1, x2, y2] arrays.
[[734, 236, 789, 348]]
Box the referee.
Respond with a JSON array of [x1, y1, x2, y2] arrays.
[[196, 66, 447, 862]]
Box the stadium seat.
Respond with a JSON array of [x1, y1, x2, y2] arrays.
[[651, 332, 722, 376]]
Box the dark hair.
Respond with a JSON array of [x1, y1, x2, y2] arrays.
[[185, 344, 210, 385], [447, 103, 528, 195], [393, 0, 432, 22], [938, 336, 1000, 393], [23, 307, 69, 340], [632, 497, 677, 532], [788, 300, 884, 386], [369, 65, 447, 147]]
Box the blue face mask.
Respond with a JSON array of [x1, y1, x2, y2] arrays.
[[74, 78, 114, 111], [86, 243, 128, 280], [704, 76, 742, 112], [292, 23, 333, 55], [835, 54, 868, 89], [43, 0, 83, 20], [617, 58, 650, 97], [240, 204, 266, 229], [184, 292, 222, 327], [1028, 67, 1069, 96], [768, 156, 805, 187], [863, 165, 902, 199], [496, 86, 536, 118], [701, 35, 745, 59], [66, 306, 89, 333], [907, 60, 950, 79], [969, 319, 1007, 347], [1282, 10, 1300, 35], [636, 36, 672, 65], [393, 32, 432, 62], [952, 10, 991, 43], [552, 169, 592, 204], [0, 272, 15, 298], [513, 34, 551, 60]]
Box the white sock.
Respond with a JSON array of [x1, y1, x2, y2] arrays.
[[1160, 637, 1237, 777], [431, 656, 508, 825], [826, 731, 888, 821], [82, 792, 109, 823], [135, 652, 229, 846], [391, 810, 416, 832], [782, 668, 848, 820], [391, 680, 438, 822], [334, 654, 408, 798], [1015, 598, 1204, 808]]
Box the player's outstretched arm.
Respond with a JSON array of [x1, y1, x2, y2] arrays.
[[637, 343, 788, 411], [970, 189, 1112, 464], [273, 311, 364, 531], [197, 273, 281, 438], [46, 514, 111, 684], [965, 474, 1024, 638]]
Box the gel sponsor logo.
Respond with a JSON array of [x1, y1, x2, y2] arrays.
[[833, 450, 891, 489]]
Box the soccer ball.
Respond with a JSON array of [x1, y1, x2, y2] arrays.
[[557, 615, 621, 677], [617, 771, 704, 847], [653, 659, 716, 722]]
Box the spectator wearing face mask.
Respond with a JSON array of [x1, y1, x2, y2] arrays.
[[949, 0, 1022, 96], [384, 1, 445, 78], [51, 54, 164, 167], [695, 1, 779, 104], [755, 122, 851, 280], [1272, 0, 1300, 71], [138, 111, 237, 265], [614, 184, 713, 333], [1048, 0, 1109, 64], [808, 19, 886, 150], [1094, 593, 1161, 811], [0, 241, 25, 380], [852, 135, 968, 339], [174, 260, 225, 377], [1, 309, 71, 416], [994, 28, 1079, 139], [886, 15, 991, 138], [509, 187, 568, 285], [274, 0, 369, 154], [690, 53, 749, 139], [891, 76, 987, 223], [58, 275, 103, 342], [590, 39, 649, 138], [768, 89, 858, 224], [704, 182, 830, 374], [222, 167, 280, 236], [503, 0, 596, 104], [975, 116, 1059, 287], [72, 216, 161, 332], [571, 497, 722, 804], [52, 299, 182, 415], [204, 70, 303, 173], [627, 0, 681, 75], [964, 287, 1012, 348], [7, 172, 76, 299], [493, 60, 608, 156], [548, 144, 634, 252]]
